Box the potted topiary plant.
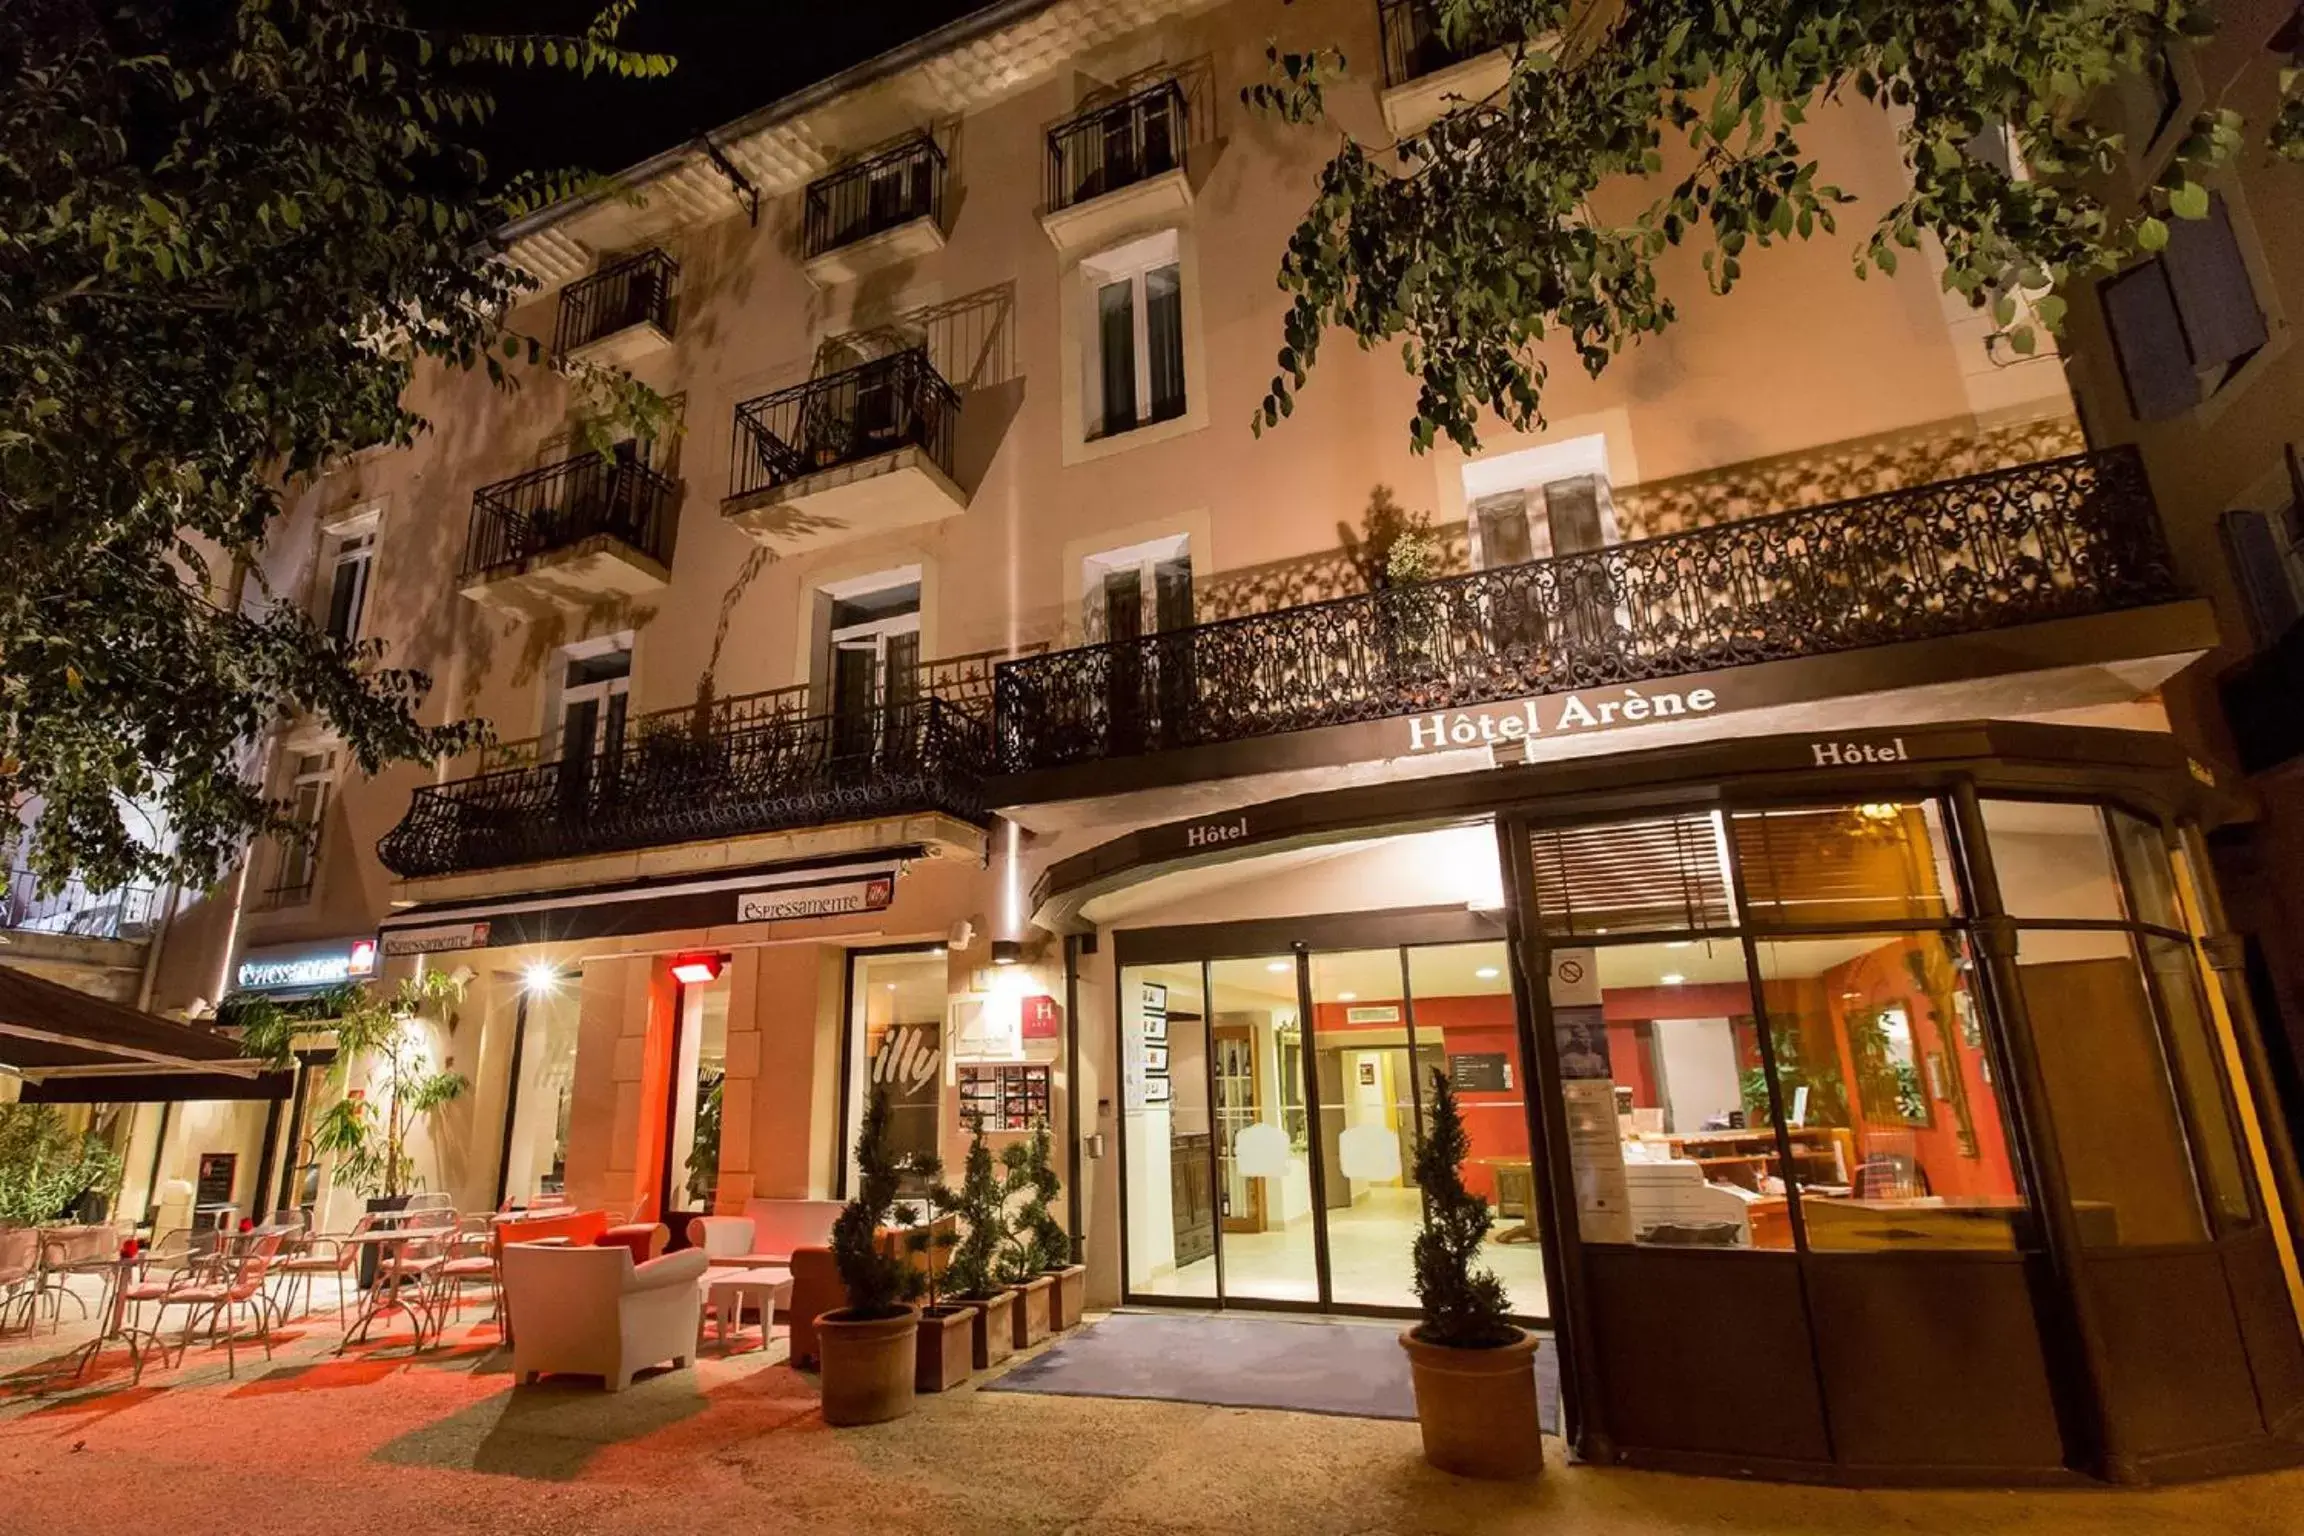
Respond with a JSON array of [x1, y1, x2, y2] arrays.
[[1399, 1068, 1542, 1479], [902, 1162, 972, 1394], [816, 1086, 927, 1426], [1008, 1125, 1087, 1331], [0, 1105, 125, 1228], [996, 1131, 1062, 1349], [929, 1117, 1016, 1370]]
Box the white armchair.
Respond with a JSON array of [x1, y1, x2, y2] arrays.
[[501, 1241, 708, 1391]]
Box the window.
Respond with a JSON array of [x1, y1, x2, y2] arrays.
[[1084, 232, 1185, 440], [1083, 536, 1192, 642], [264, 750, 335, 908], [825, 577, 922, 760], [2221, 496, 2304, 646], [551, 641, 631, 771], [2101, 193, 2269, 420], [843, 948, 948, 1197], [1474, 474, 1616, 569], [663, 963, 730, 1215], [499, 966, 582, 1207], [322, 527, 374, 644]]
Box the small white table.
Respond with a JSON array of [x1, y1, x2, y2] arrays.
[[700, 1266, 792, 1354]]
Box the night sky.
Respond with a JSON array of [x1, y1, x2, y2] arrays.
[[438, 2, 991, 181]]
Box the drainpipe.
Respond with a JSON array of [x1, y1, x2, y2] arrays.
[[1063, 931, 1083, 1257]]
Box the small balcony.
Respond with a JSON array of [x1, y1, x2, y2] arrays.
[[1376, 0, 1515, 138], [3, 867, 158, 942], [992, 449, 2196, 782], [1041, 81, 1191, 256], [722, 348, 966, 554], [803, 137, 947, 286], [460, 453, 678, 617], [552, 250, 677, 369], [376, 692, 992, 881]]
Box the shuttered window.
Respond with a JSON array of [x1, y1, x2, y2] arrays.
[[2101, 193, 2268, 422]]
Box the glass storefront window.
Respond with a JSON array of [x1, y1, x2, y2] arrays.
[[1556, 938, 1789, 1251], [666, 970, 729, 1212], [2107, 809, 2182, 931], [1979, 799, 2127, 922], [1308, 949, 1424, 1310], [1529, 813, 1735, 936], [2143, 935, 2253, 1228], [1122, 962, 1216, 1298], [2015, 926, 2207, 1248], [501, 979, 581, 1206], [1754, 932, 2029, 1251], [844, 948, 948, 1197], [1732, 802, 1961, 925]]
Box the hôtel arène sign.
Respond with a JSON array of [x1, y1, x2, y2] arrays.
[[1402, 681, 1723, 755]]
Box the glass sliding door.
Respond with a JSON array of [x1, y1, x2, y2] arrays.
[[1121, 962, 1218, 1298], [1309, 949, 1424, 1309], [1206, 955, 1322, 1304]]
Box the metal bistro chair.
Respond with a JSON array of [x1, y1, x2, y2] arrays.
[[273, 1212, 374, 1324], [0, 1227, 39, 1333], [434, 1214, 502, 1328], [120, 1232, 284, 1382]]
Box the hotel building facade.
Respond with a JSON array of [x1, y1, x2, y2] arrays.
[[19, 0, 2302, 1489]]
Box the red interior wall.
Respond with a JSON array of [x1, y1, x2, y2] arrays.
[[1311, 995, 1527, 1202]]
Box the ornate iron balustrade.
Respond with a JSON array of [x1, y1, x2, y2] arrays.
[[463, 452, 678, 582], [993, 448, 2179, 775], [1377, 0, 1511, 88], [1045, 80, 1187, 213], [2, 867, 158, 940], [377, 696, 991, 880], [471, 643, 1043, 775], [805, 137, 945, 257], [726, 348, 959, 503], [552, 249, 677, 358]]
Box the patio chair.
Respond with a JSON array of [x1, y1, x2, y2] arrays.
[[148, 1232, 284, 1380], [0, 1227, 38, 1332], [434, 1215, 501, 1324], [273, 1213, 373, 1323], [500, 1240, 706, 1391]]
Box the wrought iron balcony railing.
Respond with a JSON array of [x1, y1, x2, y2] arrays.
[[993, 448, 2180, 775], [462, 452, 678, 582], [1377, 0, 1511, 89], [1046, 80, 1187, 213], [553, 249, 678, 359], [2, 867, 159, 941], [726, 348, 960, 503], [377, 696, 992, 880], [805, 137, 945, 258]]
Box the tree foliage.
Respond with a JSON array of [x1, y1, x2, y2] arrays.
[[0, 1102, 125, 1225], [238, 967, 467, 1198], [831, 1086, 931, 1319], [996, 1123, 1070, 1281], [1247, 0, 2300, 454], [928, 1114, 1008, 1300], [0, 0, 672, 893]]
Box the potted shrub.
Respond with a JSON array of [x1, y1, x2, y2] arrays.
[[816, 1087, 927, 1426], [1006, 1125, 1086, 1330], [1400, 1068, 1543, 1479], [0, 1104, 125, 1227], [902, 1171, 971, 1393], [994, 1131, 1062, 1348], [929, 1118, 1016, 1370]]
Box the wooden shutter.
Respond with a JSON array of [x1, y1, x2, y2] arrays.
[[1528, 814, 1735, 936], [2101, 260, 2198, 421], [2164, 194, 2268, 372]]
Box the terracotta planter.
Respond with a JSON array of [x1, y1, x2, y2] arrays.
[[1399, 1326, 1544, 1480], [954, 1291, 1015, 1370], [816, 1306, 920, 1426], [1042, 1264, 1088, 1331], [1007, 1275, 1054, 1348], [915, 1304, 975, 1393]]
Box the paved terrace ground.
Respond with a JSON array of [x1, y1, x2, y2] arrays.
[[2, 1299, 2299, 1536]]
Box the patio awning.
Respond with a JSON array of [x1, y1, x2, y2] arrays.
[[0, 963, 269, 1082]]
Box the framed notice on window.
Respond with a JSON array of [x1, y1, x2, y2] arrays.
[[958, 1064, 1053, 1131]]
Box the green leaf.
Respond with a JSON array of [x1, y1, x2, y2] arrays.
[[2137, 216, 2169, 252], [2168, 181, 2210, 220]]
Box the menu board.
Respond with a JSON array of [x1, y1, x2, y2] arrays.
[[958, 1064, 1052, 1131], [1448, 1053, 1511, 1092]]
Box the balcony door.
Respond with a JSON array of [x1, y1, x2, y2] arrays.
[[554, 644, 630, 801], [825, 581, 921, 763], [1086, 539, 1192, 752]]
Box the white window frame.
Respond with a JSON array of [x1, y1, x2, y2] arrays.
[[1082, 533, 1190, 641], [1081, 230, 1183, 442], [269, 749, 337, 907], [544, 633, 634, 765], [318, 505, 381, 644], [1461, 435, 1620, 569]]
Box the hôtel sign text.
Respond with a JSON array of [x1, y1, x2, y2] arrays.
[[1404, 684, 1721, 754]]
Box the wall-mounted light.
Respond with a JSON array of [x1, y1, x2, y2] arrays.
[[990, 939, 1023, 967], [1475, 967, 1501, 981], [670, 953, 725, 986], [1660, 973, 1686, 986], [521, 962, 563, 996]]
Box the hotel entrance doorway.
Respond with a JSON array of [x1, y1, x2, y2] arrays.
[[1120, 935, 1545, 1319]]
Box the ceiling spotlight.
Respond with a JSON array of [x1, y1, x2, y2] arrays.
[[1475, 967, 1501, 980], [669, 953, 724, 985], [521, 962, 562, 996], [1666, 941, 1692, 950], [991, 939, 1023, 967], [1661, 973, 1686, 986], [1337, 991, 1358, 1002]]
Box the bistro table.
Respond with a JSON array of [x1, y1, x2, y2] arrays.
[[700, 1266, 792, 1354], [335, 1230, 443, 1354]]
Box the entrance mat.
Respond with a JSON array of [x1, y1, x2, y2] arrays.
[[982, 1312, 1560, 1432]]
